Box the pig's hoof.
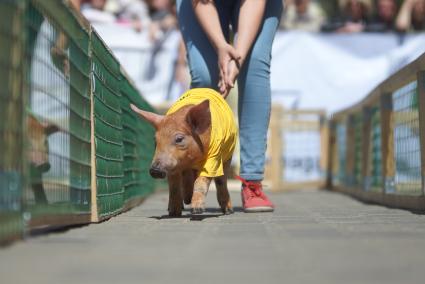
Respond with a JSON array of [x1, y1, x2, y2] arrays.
[[168, 210, 182, 217], [191, 207, 204, 215], [222, 207, 234, 215]]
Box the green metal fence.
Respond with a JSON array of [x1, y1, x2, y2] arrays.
[[91, 30, 125, 220], [0, 0, 26, 243], [391, 81, 421, 195], [0, 0, 156, 243], [329, 52, 425, 210], [120, 73, 156, 207], [25, 0, 92, 226]]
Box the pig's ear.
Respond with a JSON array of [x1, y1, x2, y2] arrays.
[[186, 100, 211, 134], [130, 104, 163, 129]]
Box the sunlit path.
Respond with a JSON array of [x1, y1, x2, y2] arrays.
[[1, 189, 425, 284]]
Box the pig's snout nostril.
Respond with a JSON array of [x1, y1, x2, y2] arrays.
[[149, 166, 166, 179]]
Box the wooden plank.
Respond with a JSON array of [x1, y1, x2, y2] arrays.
[[281, 121, 320, 130], [270, 105, 283, 191], [332, 186, 425, 211], [264, 137, 272, 182], [0, 234, 22, 246], [393, 110, 419, 124], [417, 71, 425, 196], [90, 73, 99, 222], [333, 53, 425, 119], [29, 213, 91, 229], [320, 114, 329, 175], [97, 210, 121, 222], [380, 93, 395, 193], [327, 121, 338, 187]]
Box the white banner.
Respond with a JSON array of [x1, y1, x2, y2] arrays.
[[271, 32, 425, 113], [93, 25, 425, 113]]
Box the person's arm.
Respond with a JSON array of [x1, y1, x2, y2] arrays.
[[220, 0, 267, 96], [192, 0, 240, 85], [234, 0, 267, 66], [192, 0, 227, 50], [396, 0, 416, 32]]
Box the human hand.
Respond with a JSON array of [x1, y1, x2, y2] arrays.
[[219, 59, 240, 98], [217, 43, 241, 89]]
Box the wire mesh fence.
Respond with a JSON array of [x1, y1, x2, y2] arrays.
[[91, 30, 124, 219], [120, 77, 155, 205], [329, 52, 425, 210], [24, 0, 92, 223], [0, 0, 156, 243], [369, 106, 383, 191], [352, 113, 363, 187], [266, 108, 328, 191], [392, 81, 422, 195], [0, 0, 26, 243], [335, 121, 347, 186]]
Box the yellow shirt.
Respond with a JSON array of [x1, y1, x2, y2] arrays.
[[166, 88, 237, 177]]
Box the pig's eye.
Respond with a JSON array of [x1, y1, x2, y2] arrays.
[[174, 135, 185, 144]]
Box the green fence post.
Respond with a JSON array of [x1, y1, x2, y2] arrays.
[[0, 0, 26, 243], [380, 93, 395, 194], [417, 71, 425, 196]]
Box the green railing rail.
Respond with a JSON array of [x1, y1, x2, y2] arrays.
[[0, 0, 156, 243], [328, 52, 425, 210]]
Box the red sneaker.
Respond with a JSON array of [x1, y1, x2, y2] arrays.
[[236, 176, 275, 212]]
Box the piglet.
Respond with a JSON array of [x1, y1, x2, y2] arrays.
[[131, 89, 236, 216]]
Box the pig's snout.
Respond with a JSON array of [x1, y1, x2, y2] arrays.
[[149, 162, 166, 179]]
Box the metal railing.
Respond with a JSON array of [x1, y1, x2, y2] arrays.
[[0, 0, 156, 243], [328, 52, 425, 210]]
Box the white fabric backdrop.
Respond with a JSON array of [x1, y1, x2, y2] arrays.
[[93, 25, 425, 113], [270, 32, 425, 112]]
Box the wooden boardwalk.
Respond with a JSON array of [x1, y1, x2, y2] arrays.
[[1, 189, 425, 284]]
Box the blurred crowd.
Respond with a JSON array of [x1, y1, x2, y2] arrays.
[[283, 0, 425, 33], [79, 0, 177, 41], [72, 0, 425, 37], [70, 0, 424, 100]]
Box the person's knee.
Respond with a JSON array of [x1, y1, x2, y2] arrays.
[[247, 49, 271, 73], [191, 75, 213, 88], [190, 67, 218, 89]]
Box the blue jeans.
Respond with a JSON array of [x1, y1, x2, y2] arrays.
[[176, 0, 283, 181]]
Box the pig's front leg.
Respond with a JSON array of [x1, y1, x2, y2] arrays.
[[215, 160, 233, 215], [191, 176, 211, 214], [168, 173, 183, 217], [182, 169, 195, 205]]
